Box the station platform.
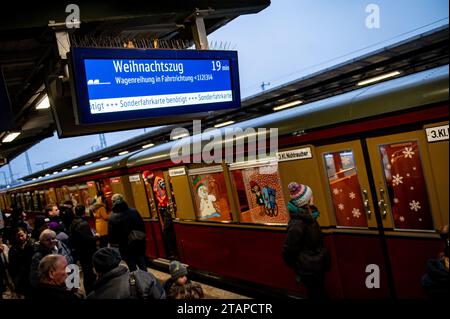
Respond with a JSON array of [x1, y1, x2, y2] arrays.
[[147, 267, 250, 299]]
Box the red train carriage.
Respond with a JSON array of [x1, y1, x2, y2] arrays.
[[1, 65, 448, 298]]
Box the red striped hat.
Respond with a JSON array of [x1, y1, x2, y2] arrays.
[[288, 182, 312, 207]]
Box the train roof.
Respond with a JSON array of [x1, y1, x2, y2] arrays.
[[2, 64, 448, 193], [0, 152, 135, 193], [126, 64, 449, 167]]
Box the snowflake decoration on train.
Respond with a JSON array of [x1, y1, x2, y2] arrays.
[[352, 208, 361, 218], [406, 173, 410, 177], [333, 188, 340, 195], [341, 156, 351, 166], [338, 203, 345, 210], [392, 174, 403, 186], [409, 200, 421, 212], [410, 186, 414, 191], [402, 147, 415, 159], [393, 198, 399, 204], [349, 192, 356, 199], [399, 216, 405, 222]]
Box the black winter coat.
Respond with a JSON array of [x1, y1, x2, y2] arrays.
[[108, 201, 146, 255], [70, 216, 97, 262], [421, 257, 449, 299], [282, 205, 328, 275], [8, 237, 35, 295], [87, 265, 165, 299], [31, 283, 80, 300]]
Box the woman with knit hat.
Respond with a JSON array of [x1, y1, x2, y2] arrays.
[[282, 182, 330, 300]]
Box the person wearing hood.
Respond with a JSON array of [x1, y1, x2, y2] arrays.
[[282, 182, 330, 300], [90, 191, 110, 248], [108, 194, 147, 271], [87, 247, 165, 299]]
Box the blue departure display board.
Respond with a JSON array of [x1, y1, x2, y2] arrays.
[[69, 48, 241, 125]]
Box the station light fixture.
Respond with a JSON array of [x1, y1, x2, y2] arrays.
[[119, 151, 129, 156], [71, 165, 79, 169], [142, 143, 154, 149], [53, 171, 58, 175], [45, 173, 50, 177], [32, 178, 36, 181], [1, 132, 21, 143], [38, 176, 43, 179], [35, 95, 51, 110], [100, 156, 109, 161], [62, 168, 68, 172], [85, 161, 93, 165], [357, 71, 401, 86], [214, 120, 235, 128], [273, 100, 303, 111], [171, 133, 189, 140]]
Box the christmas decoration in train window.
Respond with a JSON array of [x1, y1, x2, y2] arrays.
[[190, 172, 232, 222], [323, 150, 368, 228], [379, 140, 433, 230], [231, 164, 288, 225]]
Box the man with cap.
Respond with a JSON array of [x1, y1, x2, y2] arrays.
[[282, 182, 329, 300], [87, 247, 165, 299], [165, 260, 203, 299]]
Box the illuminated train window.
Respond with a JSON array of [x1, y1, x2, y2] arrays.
[[230, 163, 289, 225], [189, 170, 232, 222], [379, 140, 433, 230], [323, 150, 368, 228]]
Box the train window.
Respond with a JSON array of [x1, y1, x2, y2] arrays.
[[98, 179, 113, 212], [32, 191, 40, 211], [379, 141, 433, 230], [230, 161, 289, 225], [25, 192, 33, 211], [188, 167, 232, 222], [142, 170, 165, 219], [78, 184, 93, 208], [323, 150, 368, 228]]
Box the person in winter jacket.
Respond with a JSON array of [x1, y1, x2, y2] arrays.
[[165, 260, 204, 299], [282, 182, 330, 300], [87, 247, 165, 299], [31, 254, 80, 300], [90, 191, 110, 248], [29, 229, 74, 289], [108, 194, 147, 271], [421, 224, 449, 299], [8, 227, 35, 298], [70, 205, 98, 294]]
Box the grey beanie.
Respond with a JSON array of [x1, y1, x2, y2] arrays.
[[169, 260, 188, 280]]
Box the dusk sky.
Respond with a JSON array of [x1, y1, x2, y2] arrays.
[[1, 0, 448, 185]]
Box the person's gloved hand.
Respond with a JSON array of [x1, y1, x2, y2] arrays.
[[311, 209, 320, 219]]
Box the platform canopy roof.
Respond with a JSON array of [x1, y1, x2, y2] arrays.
[[0, 0, 271, 166]]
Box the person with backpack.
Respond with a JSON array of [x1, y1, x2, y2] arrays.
[[87, 247, 165, 299], [282, 182, 330, 300], [108, 194, 147, 271]]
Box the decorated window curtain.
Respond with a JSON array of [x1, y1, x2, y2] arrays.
[[142, 170, 164, 219], [323, 150, 368, 227], [189, 172, 232, 222], [231, 164, 288, 225], [379, 141, 433, 230]]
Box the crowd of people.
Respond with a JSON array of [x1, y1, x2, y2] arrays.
[[1, 183, 448, 300], [0, 192, 203, 300]]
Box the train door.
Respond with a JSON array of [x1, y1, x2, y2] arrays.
[[365, 126, 447, 298], [317, 140, 391, 298]]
